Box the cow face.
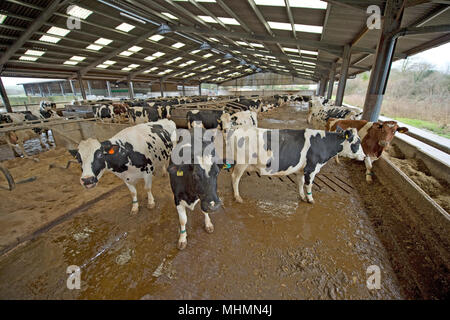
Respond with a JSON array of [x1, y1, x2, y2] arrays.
[[70, 138, 116, 189], [374, 121, 408, 147], [336, 127, 365, 161]]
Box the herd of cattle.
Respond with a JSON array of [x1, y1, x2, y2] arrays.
[[64, 94, 407, 250]]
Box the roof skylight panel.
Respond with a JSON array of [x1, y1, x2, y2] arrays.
[[254, 0, 326, 9], [162, 12, 178, 20], [119, 51, 133, 56], [149, 35, 164, 42], [190, 50, 200, 54], [104, 60, 116, 65], [236, 41, 249, 46], [203, 53, 213, 58], [67, 5, 93, 19], [19, 56, 38, 61], [218, 17, 239, 25], [97, 64, 109, 69], [209, 38, 219, 42], [87, 44, 103, 51], [128, 46, 143, 52], [145, 56, 157, 61], [268, 21, 322, 34], [39, 35, 60, 43], [128, 64, 140, 68], [70, 56, 86, 61], [115, 23, 135, 32], [122, 67, 132, 71], [143, 67, 158, 73], [47, 27, 71, 37], [198, 15, 216, 23], [250, 43, 264, 48], [153, 52, 165, 57], [0, 14, 7, 24], [172, 42, 185, 48], [25, 50, 45, 56], [300, 49, 318, 55], [63, 60, 78, 65], [186, 60, 196, 65], [283, 47, 298, 53], [95, 38, 113, 46], [222, 60, 231, 64]]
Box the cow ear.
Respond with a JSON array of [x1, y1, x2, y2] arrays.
[[397, 127, 408, 133], [104, 145, 119, 155], [69, 149, 78, 158]]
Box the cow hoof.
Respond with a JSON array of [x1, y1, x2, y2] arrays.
[[130, 207, 139, 215], [147, 202, 156, 209], [205, 224, 214, 234], [307, 199, 315, 204], [178, 240, 187, 250], [235, 196, 244, 203]]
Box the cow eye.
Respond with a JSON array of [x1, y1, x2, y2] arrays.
[[97, 152, 103, 158]]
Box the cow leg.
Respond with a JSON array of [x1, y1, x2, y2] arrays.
[[6, 141, 20, 157], [144, 174, 155, 209], [304, 164, 323, 204], [297, 173, 306, 202], [231, 164, 248, 203], [176, 205, 188, 250], [38, 134, 48, 150], [203, 211, 214, 233], [365, 157, 374, 183], [125, 182, 139, 214], [187, 121, 191, 129], [335, 155, 340, 164]]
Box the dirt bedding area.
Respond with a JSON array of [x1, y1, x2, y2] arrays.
[[0, 104, 448, 299], [386, 146, 450, 213]]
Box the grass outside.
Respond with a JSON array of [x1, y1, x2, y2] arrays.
[[392, 118, 450, 139]]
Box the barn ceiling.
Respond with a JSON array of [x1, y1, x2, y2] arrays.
[[0, 0, 449, 85]]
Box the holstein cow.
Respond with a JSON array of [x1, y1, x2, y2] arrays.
[[70, 119, 177, 214], [187, 110, 225, 129], [168, 128, 222, 250], [326, 119, 408, 183], [227, 126, 365, 204], [0, 112, 51, 157], [220, 110, 258, 132], [308, 104, 362, 129]]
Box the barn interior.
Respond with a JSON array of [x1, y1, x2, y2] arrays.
[[0, 0, 449, 300]]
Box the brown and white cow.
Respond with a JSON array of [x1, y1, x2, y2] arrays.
[[326, 119, 408, 183]]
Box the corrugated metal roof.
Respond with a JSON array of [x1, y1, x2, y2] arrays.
[[0, 0, 448, 84]]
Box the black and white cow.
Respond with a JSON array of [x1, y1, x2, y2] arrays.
[[226, 126, 365, 204], [220, 110, 258, 132], [70, 119, 177, 214], [187, 110, 225, 129], [168, 128, 222, 250], [308, 104, 362, 129]]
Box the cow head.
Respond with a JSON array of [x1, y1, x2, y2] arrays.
[[336, 126, 365, 161], [373, 121, 408, 147], [69, 138, 117, 189]]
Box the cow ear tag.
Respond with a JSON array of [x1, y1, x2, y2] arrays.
[[223, 163, 232, 170], [177, 170, 183, 177], [345, 134, 349, 139], [108, 148, 115, 155]]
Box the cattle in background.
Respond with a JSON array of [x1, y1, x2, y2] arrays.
[[237, 98, 262, 112], [187, 110, 225, 129], [0, 111, 52, 156], [70, 119, 177, 214], [227, 126, 364, 204], [308, 104, 362, 129], [220, 110, 258, 132], [326, 119, 408, 183], [168, 128, 222, 250]]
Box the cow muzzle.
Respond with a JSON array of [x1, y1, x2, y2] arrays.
[[378, 140, 389, 147], [202, 199, 222, 213], [81, 176, 98, 189]]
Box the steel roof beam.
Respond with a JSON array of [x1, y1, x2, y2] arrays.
[[0, 0, 65, 66]]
